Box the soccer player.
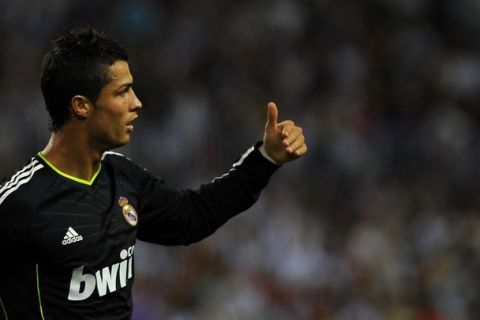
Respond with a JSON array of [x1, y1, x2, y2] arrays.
[[0, 28, 307, 319]]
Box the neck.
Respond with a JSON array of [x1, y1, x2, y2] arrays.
[[41, 129, 103, 182]]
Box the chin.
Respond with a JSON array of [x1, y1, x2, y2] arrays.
[[104, 137, 130, 151], [116, 138, 130, 147]]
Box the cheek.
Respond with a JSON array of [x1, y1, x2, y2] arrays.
[[90, 100, 129, 136], [97, 107, 124, 125], [91, 112, 122, 137]]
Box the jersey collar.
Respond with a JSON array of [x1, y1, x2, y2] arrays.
[[37, 152, 102, 186]]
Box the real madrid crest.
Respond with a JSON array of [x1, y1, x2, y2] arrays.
[[119, 197, 138, 226]]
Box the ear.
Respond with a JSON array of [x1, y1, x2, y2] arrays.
[[70, 95, 92, 120]]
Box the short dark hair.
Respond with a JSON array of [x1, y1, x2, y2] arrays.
[[41, 28, 129, 131]]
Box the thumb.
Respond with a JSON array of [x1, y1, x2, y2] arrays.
[[265, 102, 278, 132]]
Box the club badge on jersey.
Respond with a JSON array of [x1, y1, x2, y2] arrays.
[[119, 197, 138, 226]]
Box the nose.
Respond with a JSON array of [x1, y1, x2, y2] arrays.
[[131, 89, 142, 110]]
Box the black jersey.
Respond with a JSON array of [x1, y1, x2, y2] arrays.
[[0, 142, 279, 319]]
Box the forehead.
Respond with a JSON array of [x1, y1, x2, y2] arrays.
[[105, 60, 132, 85]]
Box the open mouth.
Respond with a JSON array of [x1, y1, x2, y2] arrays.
[[126, 117, 138, 132]]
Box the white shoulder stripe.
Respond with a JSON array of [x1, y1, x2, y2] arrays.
[[0, 163, 44, 205], [1, 171, 33, 197], [0, 158, 38, 194], [0, 162, 39, 195]]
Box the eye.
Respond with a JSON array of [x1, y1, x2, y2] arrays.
[[118, 87, 130, 96]]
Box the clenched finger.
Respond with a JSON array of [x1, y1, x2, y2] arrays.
[[293, 143, 308, 156], [286, 134, 305, 154], [283, 126, 303, 147], [279, 120, 295, 137]]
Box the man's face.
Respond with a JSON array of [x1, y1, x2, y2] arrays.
[[87, 60, 142, 150]]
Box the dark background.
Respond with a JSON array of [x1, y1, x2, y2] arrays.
[[2, 0, 480, 319]]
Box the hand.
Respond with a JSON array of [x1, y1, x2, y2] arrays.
[[263, 102, 307, 164]]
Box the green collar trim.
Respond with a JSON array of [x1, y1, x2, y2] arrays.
[[37, 152, 101, 186]]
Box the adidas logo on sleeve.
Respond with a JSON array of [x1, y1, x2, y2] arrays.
[[62, 227, 83, 246]]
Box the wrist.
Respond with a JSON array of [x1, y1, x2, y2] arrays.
[[259, 143, 281, 165]]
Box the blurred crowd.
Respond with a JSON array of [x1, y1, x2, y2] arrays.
[[2, 0, 480, 319]]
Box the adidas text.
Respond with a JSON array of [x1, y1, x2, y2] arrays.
[[62, 235, 83, 245]]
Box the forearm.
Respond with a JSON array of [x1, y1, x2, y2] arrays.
[[137, 142, 280, 245]]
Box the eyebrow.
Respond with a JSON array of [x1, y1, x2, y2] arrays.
[[116, 83, 133, 91]]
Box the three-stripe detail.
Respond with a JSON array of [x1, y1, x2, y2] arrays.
[[0, 158, 44, 205], [64, 227, 79, 239]]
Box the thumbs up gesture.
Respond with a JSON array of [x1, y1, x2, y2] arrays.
[[263, 102, 307, 164]]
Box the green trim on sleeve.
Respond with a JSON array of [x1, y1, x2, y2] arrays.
[[36, 264, 45, 320], [0, 295, 8, 320], [38, 152, 101, 186]]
